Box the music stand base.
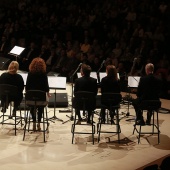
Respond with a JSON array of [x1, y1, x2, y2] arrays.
[[48, 115, 63, 122], [62, 114, 74, 124]]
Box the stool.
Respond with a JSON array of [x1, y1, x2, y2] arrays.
[[0, 84, 23, 135], [97, 93, 122, 143], [133, 100, 161, 144], [23, 90, 49, 142], [71, 91, 96, 144]]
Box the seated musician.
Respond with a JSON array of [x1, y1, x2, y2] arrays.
[[74, 64, 98, 124], [132, 63, 162, 125], [0, 61, 24, 116], [100, 64, 121, 124]]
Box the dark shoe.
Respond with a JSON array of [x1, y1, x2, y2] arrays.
[[1, 108, 6, 113], [33, 122, 36, 131], [76, 120, 81, 125], [12, 110, 16, 117], [101, 120, 105, 124], [111, 119, 115, 125], [146, 119, 151, 125], [37, 123, 41, 131], [135, 119, 145, 126], [87, 120, 93, 125]]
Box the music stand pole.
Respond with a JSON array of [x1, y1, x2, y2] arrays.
[[48, 88, 63, 122], [62, 79, 74, 124], [62, 63, 82, 124]]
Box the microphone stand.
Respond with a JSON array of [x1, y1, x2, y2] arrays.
[[62, 64, 81, 124], [97, 61, 105, 84]]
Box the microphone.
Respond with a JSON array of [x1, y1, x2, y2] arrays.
[[133, 58, 137, 62], [101, 60, 105, 66], [97, 60, 105, 74], [78, 63, 82, 67]]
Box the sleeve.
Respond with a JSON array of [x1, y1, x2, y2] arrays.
[[45, 75, 49, 92], [25, 73, 31, 91], [136, 78, 143, 97]]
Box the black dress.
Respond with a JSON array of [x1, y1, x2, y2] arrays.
[[26, 72, 49, 122], [0, 72, 24, 110]]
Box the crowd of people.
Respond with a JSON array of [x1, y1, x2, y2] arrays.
[[0, 0, 169, 98]]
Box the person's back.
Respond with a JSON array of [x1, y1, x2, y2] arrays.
[[74, 64, 98, 95], [137, 74, 161, 100], [132, 63, 162, 125], [137, 64, 161, 101], [74, 64, 98, 124], [0, 61, 24, 114]]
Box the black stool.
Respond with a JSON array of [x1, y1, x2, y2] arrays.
[[133, 100, 161, 144], [97, 93, 122, 143], [0, 84, 23, 135], [71, 91, 96, 144], [23, 90, 49, 142]]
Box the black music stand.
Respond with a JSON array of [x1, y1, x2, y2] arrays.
[[123, 76, 140, 121], [48, 76, 67, 122], [8, 46, 25, 61]]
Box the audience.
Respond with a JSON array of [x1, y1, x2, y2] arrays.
[[0, 0, 169, 98]]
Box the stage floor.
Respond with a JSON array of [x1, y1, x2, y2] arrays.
[[0, 83, 170, 170]]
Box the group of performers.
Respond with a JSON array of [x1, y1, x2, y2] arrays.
[[0, 57, 162, 131]]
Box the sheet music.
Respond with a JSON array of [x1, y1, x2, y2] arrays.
[[128, 76, 140, 87], [99, 72, 120, 82], [9, 46, 25, 55], [48, 76, 66, 89], [77, 72, 98, 83]]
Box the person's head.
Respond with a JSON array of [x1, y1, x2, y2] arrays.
[[80, 64, 91, 77], [106, 64, 118, 80], [8, 61, 19, 74], [29, 57, 46, 73], [145, 63, 154, 75]]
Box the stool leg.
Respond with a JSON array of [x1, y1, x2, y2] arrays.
[[156, 111, 160, 144], [23, 110, 29, 141], [116, 109, 120, 143], [138, 125, 142, 144], [42, 111, 45, 142], [71, 111, 76, 144], [152, 111, 155, 133]]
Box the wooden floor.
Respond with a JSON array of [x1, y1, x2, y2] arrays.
[[0, 83, 170, 170]]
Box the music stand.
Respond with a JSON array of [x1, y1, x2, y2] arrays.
[[123, 76, 140, 121], [8, 46, 25, 61], [99, 72, 120, 83], [48, 76, 67, 122]]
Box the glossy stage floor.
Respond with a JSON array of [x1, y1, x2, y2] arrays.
[[0, 83, 170, 170]]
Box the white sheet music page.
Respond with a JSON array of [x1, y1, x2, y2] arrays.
[[99, 72, 120, 82], [9, 46, 25, 55], [48, 76, 66, 89], [128, 76, 140, 87], [77, 72, 98, 82]]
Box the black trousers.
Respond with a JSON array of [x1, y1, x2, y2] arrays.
[[132, 98, 152, 121]]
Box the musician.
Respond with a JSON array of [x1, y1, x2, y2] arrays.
[[132, 63, 162, 125], [26, 57, 50, 131], [100, 65, 121, 124], [74, 64, 98, 124], [0, 61, 24, 116]]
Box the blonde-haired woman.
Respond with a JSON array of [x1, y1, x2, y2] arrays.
[[0, 61, 24, 115], [26, 57, 50, 131]]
